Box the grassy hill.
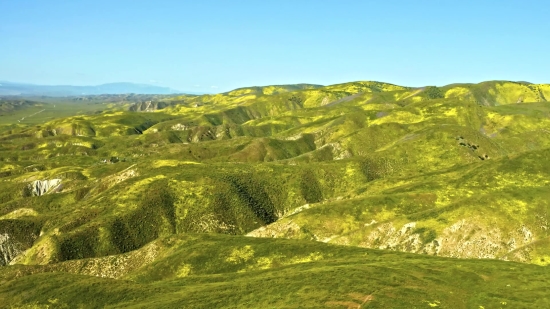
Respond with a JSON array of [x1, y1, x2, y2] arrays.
[[0, 80, 549, 307], [0, 99, 43, 114]]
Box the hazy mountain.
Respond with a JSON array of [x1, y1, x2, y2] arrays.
[[0, 81, 183, 96], [0, 99, 42, 114]]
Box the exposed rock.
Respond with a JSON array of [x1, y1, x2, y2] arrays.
[[329, 143, 352, 160], [108, 168, 137, 186], [283, 204, 311, 218], [129, 101, 170, 112], [0, 233, 22, 266], [251, 218, 538, 262], [246, 220, 302, 239], [28, 179, 62, 196], [171, 123, 188, 131], [355, 222, 426, 253], [285, 134, 303, 141], [350, 220, 536, 260]]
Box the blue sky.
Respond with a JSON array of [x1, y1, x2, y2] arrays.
[[1, 0, 548, 92]]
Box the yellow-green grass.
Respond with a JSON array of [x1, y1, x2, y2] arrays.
[[2, 234, 550, 308]]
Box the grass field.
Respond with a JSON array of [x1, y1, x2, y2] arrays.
[[2, 234, 550, 308], [0, 100, 125, 136]]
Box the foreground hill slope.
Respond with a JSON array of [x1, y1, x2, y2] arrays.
[[2, 234, 550, 308], [0, 80, 549, 306]]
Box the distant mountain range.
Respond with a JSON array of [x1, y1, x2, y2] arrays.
[[0, 81, 184, 96]]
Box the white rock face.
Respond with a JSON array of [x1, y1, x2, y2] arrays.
[[171, 123, 188, 131], [250, 217, 538, 262], [0, 233, 22, 266], [29, 179, 62, 196]]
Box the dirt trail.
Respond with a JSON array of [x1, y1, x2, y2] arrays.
[[17, 109, 46, 122]]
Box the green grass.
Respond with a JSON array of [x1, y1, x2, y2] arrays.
[[2, 234, 550, 308]]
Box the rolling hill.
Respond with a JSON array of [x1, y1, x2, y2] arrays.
[[0, 80, 549, 308]]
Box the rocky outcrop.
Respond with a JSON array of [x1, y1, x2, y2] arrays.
[[28, 179, 61, 196], [339, 220, 537, 261], [171, 123, 189, 131], [0, 233, 22, 266], [247, 220, 302, 239], [129, 101, 170, 112], [249, 218, 539, 263]]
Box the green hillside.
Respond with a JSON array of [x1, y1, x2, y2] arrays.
[[2, 234, 550, 308], [1, 80, 549, 307]]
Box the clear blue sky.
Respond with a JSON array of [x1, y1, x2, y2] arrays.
[[1, 0, 548, 92]]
